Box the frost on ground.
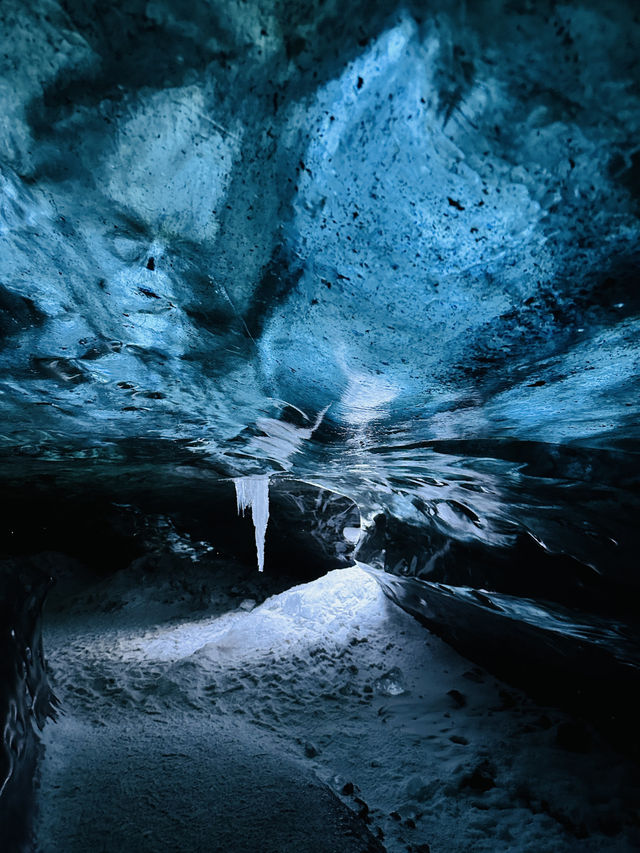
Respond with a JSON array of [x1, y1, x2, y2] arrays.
[[35, 547, 640, 853]]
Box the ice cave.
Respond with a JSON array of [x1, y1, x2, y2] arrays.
[[1, 0, 640, 850]]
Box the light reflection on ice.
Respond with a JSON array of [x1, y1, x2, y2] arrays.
[[113, 567, 383, 663]]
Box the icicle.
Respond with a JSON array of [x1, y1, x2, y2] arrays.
[[233, 475, 270, 572], [235, 477, 248, 517]]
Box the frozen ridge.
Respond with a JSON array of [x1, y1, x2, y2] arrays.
[[234, 476, 270, 572]]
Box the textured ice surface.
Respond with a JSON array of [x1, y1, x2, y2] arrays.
[[0, 560, 55, 848], [1, 1, 638, 447], [0, 1, 639, 700]]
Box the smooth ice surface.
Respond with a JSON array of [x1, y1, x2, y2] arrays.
[[234, 476, 270, 572]]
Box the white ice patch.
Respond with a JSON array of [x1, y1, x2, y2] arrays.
[[234, 475, 270, 572], [111, 566, 381, 664], [343, 526, 362, 544], [198, 566, 384, 658], [242, 404, 330, 470]]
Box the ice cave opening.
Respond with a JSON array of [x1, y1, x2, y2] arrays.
[[1, 0, 640, 851]]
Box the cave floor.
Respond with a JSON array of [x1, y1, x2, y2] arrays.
[[34, 550, 640, 853]]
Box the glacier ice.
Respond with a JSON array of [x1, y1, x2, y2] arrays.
[[0, 0, 637, 593], [234, 476, 270, 572], [0, 0, 639, 764]]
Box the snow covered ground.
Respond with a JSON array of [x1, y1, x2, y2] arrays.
[[34, 548, 640, 852]]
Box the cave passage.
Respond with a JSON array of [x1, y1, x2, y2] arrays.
[[1, 487, 639, 852], [1, 0, 640, 850], [23, 517, 640, 852]]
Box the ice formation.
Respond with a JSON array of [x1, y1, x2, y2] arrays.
[[1, 0, 639, 815], [234, 477, 270, 572]]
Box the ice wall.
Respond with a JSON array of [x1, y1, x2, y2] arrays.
[[0, 560, 56, 848]]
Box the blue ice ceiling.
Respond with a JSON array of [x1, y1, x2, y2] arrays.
[[1, 1, 639, 661]]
